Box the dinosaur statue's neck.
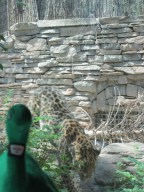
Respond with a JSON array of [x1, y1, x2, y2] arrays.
[[6, 145, 27, 192]]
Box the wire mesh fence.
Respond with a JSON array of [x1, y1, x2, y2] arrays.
[[36, 0, 144, 19], [0, 0, 144, 33], [0, 0, 38, 34]]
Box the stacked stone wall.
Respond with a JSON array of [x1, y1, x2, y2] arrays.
[[1, 16, 144, 128]]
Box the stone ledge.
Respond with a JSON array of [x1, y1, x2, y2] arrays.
[[37, 18, 99, 28]]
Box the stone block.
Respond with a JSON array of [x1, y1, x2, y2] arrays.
[[56, 53, 87, 63], [97, 91, 106, 110], [15, 74, 40, 79], [62, 88, 76, 96], [42, 72, 74, 79], [127, 74, 144, 80], [125, 36, 144, 44], [41, 29, 60, 34], [74, 81, 96, 93], [118, 76, 127, 84], [37, 79, 73, 85], [99, 16, 128, 24], [66, 96, 89, 101], [123, 54, 141, 61], [48, 37, 63, 45], [61, 26, 95, 36], [81, 45, 99, 50], [107, 98, 117, 106], [101, 24, 128, 29], [37, 18, 98, 28], [101, 27, 132, 34], [106, 87, 114, 99], [98, 50, 121, 55], [0, 77, 15, 84], [100, 43, 120, 50], [104, 55, 122, 62], [88, 55, 104, 63], [118, 32, 138, 38], [27, 38, 47, 51], [73, 65, 100, 71], [115, 85, 126, 96], [92, 100, 98, 113], [83, 35, 95, 40], [5, 66, 23, 74], [114, 66, 144, 74], [51, 45, 70, 54], [24, 67, 48, 74], [16, 36, 33, 42], [82, 40, 95, 44], [38, 60, 58, 67], [127, 84, 137, 97], [96, 37, 117, 44], [114, 61, 143, 67], [79, 101, 91, 107], [133, 26, 144, 32], [14, 41, 27, 49], [10, 22, 40, 36], [121, 43, 142, 51]]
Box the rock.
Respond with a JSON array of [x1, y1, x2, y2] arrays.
[[73, 65, 100, 71], [36, 79, 73, 85], [79, 101, 91, 107], [74, 81, 96, 93], [92, 100, 98, 113], [41, 29, 60, 34], [101, 24, 128, 29], [62, 88, 76, 96], [118, 76, 127, 84], [38, 60, 58, 67], [14, 41, 27, 49], [101, 27, 132, 34], [88, 55, 104, 63], [51, 45, 70, 54], [10, 22, 40, 36], [96, 37, 117, 44], [56, 53, 87, 63], [3, 35, 14, 49], [125, 36, 144, 44], [99, 16, 130, 24], [5, 66, 23, 74], [82, 40, 95, 44], [123, 54, 141, 61], [27, 38, 47, 51], [61, 26, 96, 36], [121, 43, 142, 51], [48, 37, 63, 45], [81, 45, 99, 50], [100, 43, 120, 50], [104, 55, 122, 62], [23, 67, 48, 74], [97, 91, 106, 110], [98, 49, 121, 55], [114, 66, 144, 74], [42, 72, 74, 79], [133, 26, 144, 32], [78, 142, 144, 192], [127, 84, 137, 97], [94, 142, 144, 190]]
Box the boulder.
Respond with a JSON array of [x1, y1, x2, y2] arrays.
[[78, 142, 144, 192]]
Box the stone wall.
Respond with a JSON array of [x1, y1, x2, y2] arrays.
[[1, 16, 144, 128]]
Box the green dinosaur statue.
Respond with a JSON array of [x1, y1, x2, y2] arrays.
[[0, 104, 59, 192]]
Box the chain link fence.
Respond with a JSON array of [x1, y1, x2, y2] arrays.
[[0, 0, 144, 33]]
